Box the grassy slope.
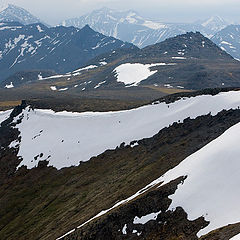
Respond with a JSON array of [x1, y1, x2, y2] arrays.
[[1, 109, 240, 239]]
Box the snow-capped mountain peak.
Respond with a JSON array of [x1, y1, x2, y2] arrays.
[[0, 22, 136, 81], [201, 15, 228, 32], [211, 24, 240, 60], [61, 8, 228, 48], [0, 3, 42, 25], [0, 2, 8, 12]]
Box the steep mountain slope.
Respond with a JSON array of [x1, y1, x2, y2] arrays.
[[0, 22, 136, 81], [7, 90, 240, 170], [61, 8, 228, 48], [0, 4, 42, 25], [1, 89, 240, 239], [140, 31, 232, 60], [59, 107, 240, 240], [211, 25, 240, 60], [90, 32, 239, 90]]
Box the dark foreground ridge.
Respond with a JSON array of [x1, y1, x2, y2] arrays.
[[1, 96, 240, 239], [59, 108, 240, 240], [154, 87, 240, 104]]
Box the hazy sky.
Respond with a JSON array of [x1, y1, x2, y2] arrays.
[[2, 0, 240, 25]]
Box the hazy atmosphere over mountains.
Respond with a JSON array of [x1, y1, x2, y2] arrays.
[[1, 0, 240, 25]]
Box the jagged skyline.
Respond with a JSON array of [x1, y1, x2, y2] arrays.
[[0, 0, 239, 25]]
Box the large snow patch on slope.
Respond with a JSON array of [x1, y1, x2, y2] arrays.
[[57, 120, 240, 239], [12, 90, 240, 170], [156, 121, 240, 236], [114, 63, 175, 86]]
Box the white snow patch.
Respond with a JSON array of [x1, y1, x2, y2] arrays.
[[92, 42, 101, 49], [0, 26, 22, 31], [72, 72, 81, 76], [14, 35, 25, 45], [38, 73, 43, 80], [177, 86, 185, 89], [0, 110, 11, 124], [114, 63, 175, 86], [94, 81, 106, 89], [72, 65, 98, 73], [58, 88, 68, 92], [172, 57, 186, 60], [9, 140, 20, 149], [40, 74, 71, 80], [142, 21, 166, 30], [50, 86, 57, 91], [99, 61, 107, 66], [221, 41, 232, 45], [5, 82, 14, 89], [122, 224, 127, 235], [133, 210, 161, 225], [55, 90, 240, 239], [132, 230, 141, 236], [36, 25, 44, 32], [130, 142, 139, 148], [164, 84, 173, 88], [151, 121, 240, 237], [126, 12, 137, 24]]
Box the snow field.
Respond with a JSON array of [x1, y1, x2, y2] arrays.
[[11, 90, 240, 171], [114, 63, 176, 86]]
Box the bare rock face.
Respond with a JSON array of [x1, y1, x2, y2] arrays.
[[64, 177, 208, 240], [0, 101, 26, 183]]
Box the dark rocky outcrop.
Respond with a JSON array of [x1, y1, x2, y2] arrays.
[[0, 100, 26, 183], [63, 177, 208, 240]]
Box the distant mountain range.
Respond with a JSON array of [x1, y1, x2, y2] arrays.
[[211, 25, 240, 60], [0, 3, 43, 25], [1, 4, 240, 86], [198, 15, 229, 33], [77, 32, 240, 90], [0, 4, 236, 54], [4, 31, 240, 92], [61, 8, 229, 48], [0, 21, 136, 81]]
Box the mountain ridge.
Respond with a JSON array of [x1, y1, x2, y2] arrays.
[[0, 21, 136, 81], [61, 8, 229, 48], [0, 3, 47, 25], [211, 24, 240, 60], [2, 31, 239, 92], [1, 89, 240, 239]]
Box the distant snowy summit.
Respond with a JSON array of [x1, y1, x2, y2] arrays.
[[61, 8, 230, 48], [0, 22, 136, 81], [0, 3, 43, 25], [212, 24, 240, 60], [62, 7, 166, 31], [199, 15, 229, 33]]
